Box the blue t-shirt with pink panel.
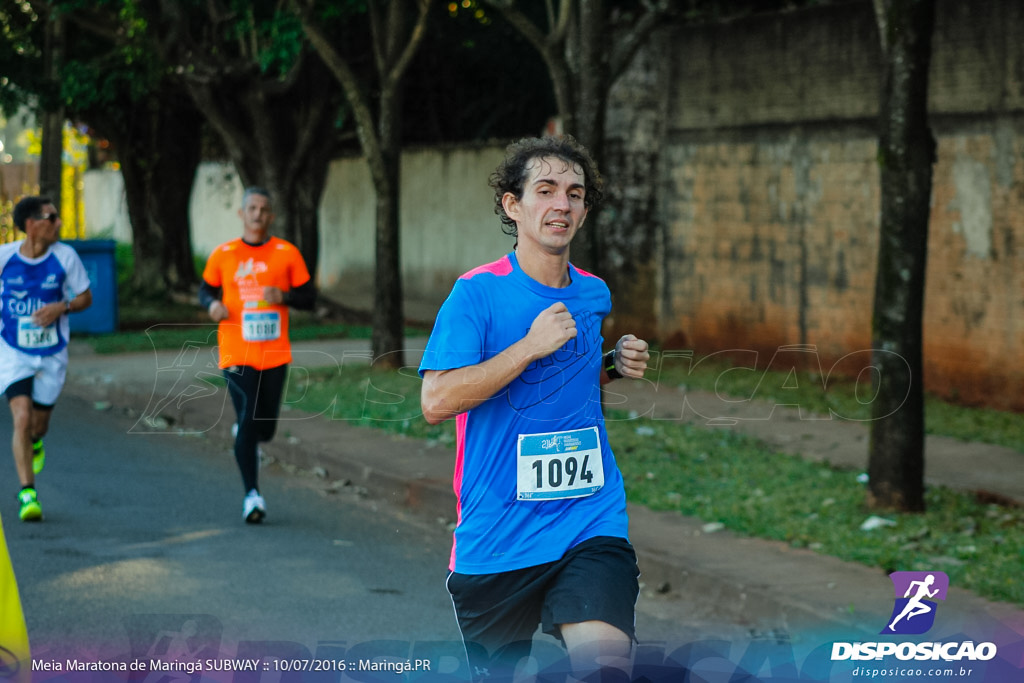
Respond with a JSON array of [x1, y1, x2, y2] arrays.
[[419, 251, 629, 574]]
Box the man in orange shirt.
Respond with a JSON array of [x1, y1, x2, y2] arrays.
[[199, 187, 316, 523]]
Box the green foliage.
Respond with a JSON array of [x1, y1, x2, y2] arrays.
[[1, 0, 167, 125], [61, 58, 156, 112], [925, 397, 1024, 454], [318, 1, 368, 20], [0, 3, 45, 114], [114, 242, 134, 289], [222, 4, 305, 76], [111, 1, 156, 75], [221, 0, 367, 78], [256, 13, 305, 75]]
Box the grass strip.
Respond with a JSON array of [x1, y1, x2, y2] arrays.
[[607, 414, 1022, 607], [283, 365, 1023, 607], [654, 355, 1024, 454], [81, 320, 382, 355]]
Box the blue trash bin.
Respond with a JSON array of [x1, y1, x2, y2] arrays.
[[65, 239, 119, 334]]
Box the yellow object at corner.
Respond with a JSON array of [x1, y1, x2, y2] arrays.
[[0, 511, 30, 683]]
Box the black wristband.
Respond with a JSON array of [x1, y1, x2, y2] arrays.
[[604, 349, 622, 380]]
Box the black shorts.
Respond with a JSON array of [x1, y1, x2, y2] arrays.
[[447, 535, 639, 669], [4, 377, 55, 409]]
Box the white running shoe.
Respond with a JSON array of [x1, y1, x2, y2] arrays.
[[242, 489, 266, 524]]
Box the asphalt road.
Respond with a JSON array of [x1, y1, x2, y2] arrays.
[[0, 392, 750, 679], [2, 392, 464, 667]]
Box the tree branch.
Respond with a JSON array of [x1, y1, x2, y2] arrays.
[[383, 0, 433, 93], [550, 0, 572, 44], [368, 0, 387, 79], [483, 0, 557, 55], [184, 79, 252, 175], [284, 64, 332, 185], [262, 48, 306, 95], [873, 0, 891, 56], [483, 0, 575, 131], [296, 3, 386, 183], [64, 10, 124, 43], [608, 1, 671, 82]]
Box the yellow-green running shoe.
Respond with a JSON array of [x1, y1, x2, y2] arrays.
[[32, 439, 45, 475], [18, 488, 42, 522]]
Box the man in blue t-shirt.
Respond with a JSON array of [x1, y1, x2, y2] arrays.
[[1, 196, 92, 521], [420, 136, 650, 681]]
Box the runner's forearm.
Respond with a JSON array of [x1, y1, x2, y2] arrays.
[[421, 339, 539, 424], [282, 280, 316, 310], [198, 280, 222, 310]]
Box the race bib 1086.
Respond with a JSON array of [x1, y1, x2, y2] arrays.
[[517, 426, 604, 501]]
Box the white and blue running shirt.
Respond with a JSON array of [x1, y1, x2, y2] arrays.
[[0, 241, 91, 356], [419, 251, 630, 574]]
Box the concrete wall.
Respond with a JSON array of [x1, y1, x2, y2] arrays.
[[651, 0, 1024, 409], [317, 145, 511, 315], [668, 0, 1024, 129], [82, 169, 131, 241], [84, 144, 512, 318]]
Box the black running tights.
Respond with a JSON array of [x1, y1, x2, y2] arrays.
[[223, 363, 288, 493]]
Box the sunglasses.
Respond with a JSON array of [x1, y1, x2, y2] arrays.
[[35, 212, 59, 223]]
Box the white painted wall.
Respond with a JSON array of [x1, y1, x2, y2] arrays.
[[83, 144, 514, 315], [82, 169, 131, 242]]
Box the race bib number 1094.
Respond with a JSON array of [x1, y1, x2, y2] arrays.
[[517, 427, 604, 501]]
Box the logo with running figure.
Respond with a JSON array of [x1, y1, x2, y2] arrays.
[[881, 571, 949, 635], [540, 434, 582, 452]]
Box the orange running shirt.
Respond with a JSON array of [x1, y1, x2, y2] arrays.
[[202, 237, 312, 370]]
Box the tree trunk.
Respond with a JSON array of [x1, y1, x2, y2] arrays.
[[38, 14, 65, 204], [597, 30, 670, 345], [38, 110, 64, 204], [569, 0, 611, 276], [371, 87, 405, 369], [146, 92, 202, 293], [371, 162, 403, 368], [98, 89, 201, 297], [867, 0, 936, 512], [115, 130, 163, 295]]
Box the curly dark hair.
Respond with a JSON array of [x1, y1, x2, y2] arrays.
[[13, 196, 54, 230], [488, 135, 604, 237]]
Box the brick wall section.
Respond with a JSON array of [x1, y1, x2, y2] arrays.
[[925, 125, 1024, 409], [643, 0, 1024, 410], [662, 128, 880, 360]]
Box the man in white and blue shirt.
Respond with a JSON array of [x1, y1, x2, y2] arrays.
[[1, 196, 92, 521]]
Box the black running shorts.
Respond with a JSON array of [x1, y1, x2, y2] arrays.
[[447, 535, 640, 657]]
